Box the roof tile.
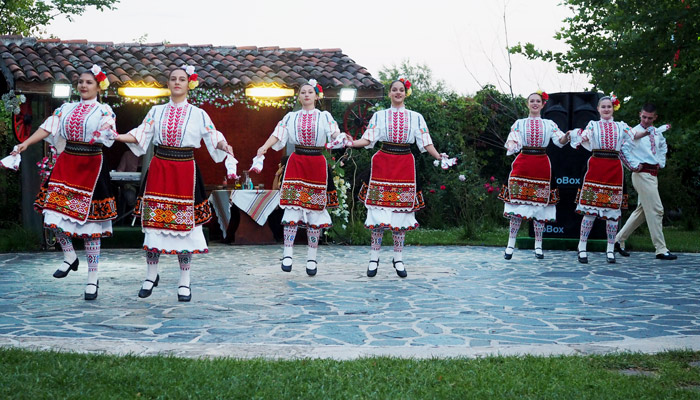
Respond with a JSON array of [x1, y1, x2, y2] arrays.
[[0, 37, 382, 94]]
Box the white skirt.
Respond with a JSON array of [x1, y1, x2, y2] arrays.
[[281, 207, 332, 229], [44, 210, 112, 238], [576, 204, 622, 221], [143, 225, 208, 254], [364, 208, 419, 231], [504, 203, 557, 222]]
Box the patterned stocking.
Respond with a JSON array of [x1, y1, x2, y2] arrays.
[[142, 250, 160, 290], [84, 238, 100, 294], [307, 227, 320, 270], [506, 216, 522, 255], [282, 225, 297, 267], [392, 229, 406, 271], [578, 215, 596, 253], [369, 228, 384, 266], [55, 231, 77, 271], [178, 253, 192, 296], [606, 220, 618, 253], [533, 220, 545, 255]]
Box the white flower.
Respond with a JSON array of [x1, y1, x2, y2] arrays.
[[458, 174, 466, 182], [184, 65, 196, 75], [433, 160, 440, 167], [90, 65, 101, 75], [19, 95, 26, 103], [308, 79, 317, 87]]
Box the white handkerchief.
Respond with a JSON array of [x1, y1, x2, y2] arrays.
[[0, 146, 21, 171], [225, 154, 238, 180], [250, 155, 265, 173], [441, 156, 457, 170]]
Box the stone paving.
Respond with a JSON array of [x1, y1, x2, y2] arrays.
[[1, 244, 699, 359]]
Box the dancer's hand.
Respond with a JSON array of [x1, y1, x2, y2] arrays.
[[11, 143, 27, 155], [257, 146, 267, 157]]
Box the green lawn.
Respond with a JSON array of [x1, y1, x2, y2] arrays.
[[1, 348, 699, 399]]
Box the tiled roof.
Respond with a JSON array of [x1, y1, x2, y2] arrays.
[[0, 36, 383, 96]]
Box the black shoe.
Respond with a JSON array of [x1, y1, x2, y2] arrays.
[[84, 280, 99, 301], [281, 256, 292, 272], [178, 285, 191, 302], [534, 247, 544, 259], [306, 260, 317, 276], [577, 251, 588, 264], [53, 258, 79, 278], [606, 251, 616, 264], [138, 274, 159, 298], [615, 242, 630, 257], [392, 258, 407, 278], [367, 258, 379, 277], [504, 246, 514, 260], [656, 252, 678, 260]]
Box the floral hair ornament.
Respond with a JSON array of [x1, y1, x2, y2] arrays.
[[399, 78, 413, 97], [307, 79, 324, 99], [182, 65, 199, 90], [90, 65, 109, 90], [610, 94, 621, 111], [535, 90, 549, 104]]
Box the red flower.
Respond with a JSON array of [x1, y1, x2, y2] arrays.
[[96, 71, 107, 81], [189, 73, 198, 81], [490, 176, 495, 182], [487, 187, 494, 193], [541, 92, 549, 101], [429, 189, 436, 193], [484, 183, 491, 189], [440, 185, 446, 190]]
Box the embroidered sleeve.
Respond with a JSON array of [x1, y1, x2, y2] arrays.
[[360, 112, 382, 149], [548, 119, 566, 149], [271, 113, 292, 151], [93, 104, 118, 147], [126, 107, 157, 156], [504, 120, 522, 155], [40, 104, 67, 151], [413, 112, 433, 153], [201, 109, 228, 163], [321, 111, 344, 149]]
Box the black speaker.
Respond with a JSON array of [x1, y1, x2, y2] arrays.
[[542, 92, 570, 132]]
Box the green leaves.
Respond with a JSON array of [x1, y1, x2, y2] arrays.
[[0, 0, 120, 36]]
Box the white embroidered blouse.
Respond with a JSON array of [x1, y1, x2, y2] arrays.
[[505, 117, 566, 156], [270, 109, 341, 151], [620, 124, 669, 169], [39, 98, 117, 153], [126, 99, 228, 162], [571, 118, 635, 153], [360, 107, 433, 152]]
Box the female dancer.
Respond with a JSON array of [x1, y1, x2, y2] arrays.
[[349, 78, 446, 278], [11, 65, 116, 300], [571, 95, 635, 263], [257, 79, 344, 276], [115, 65, 234, 301], [499, 91, 569, 260]]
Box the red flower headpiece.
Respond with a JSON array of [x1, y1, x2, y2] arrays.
[[535, 90, 549, 103], [610, 94, 621, 111], [398, 78, 413, 96], [90, 65, 109, 90], [308, 79, 324, 99], [182, 65, 199, 89]]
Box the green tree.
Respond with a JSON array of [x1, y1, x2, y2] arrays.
[[0, 0, 120, 36], [510, 0, 699, 128]]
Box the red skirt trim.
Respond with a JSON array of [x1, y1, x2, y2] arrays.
[[280, 153, 329, 211], [142, 246, 209, 254]]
